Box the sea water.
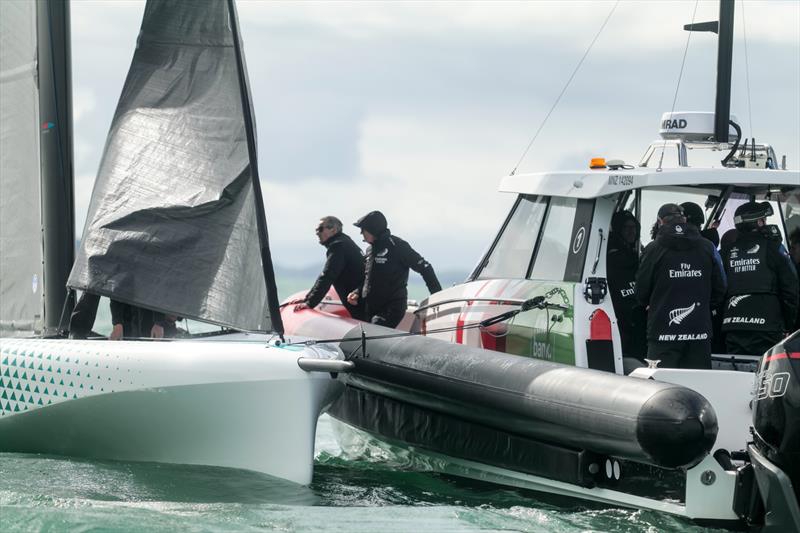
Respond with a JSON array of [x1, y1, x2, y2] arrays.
[[0, 415, 712, 533]]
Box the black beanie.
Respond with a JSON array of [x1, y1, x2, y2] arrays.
[[354, 210, 388, 235], [680, 202, 705, 228]]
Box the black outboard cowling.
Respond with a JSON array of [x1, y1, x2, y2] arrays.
[[743, 330, 800, 531], [752, 330, 800, 495]]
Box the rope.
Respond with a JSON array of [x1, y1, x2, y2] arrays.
[[509, 1, 619, 176], [740, 0, 754, 137], [657, 0, 700, 172]]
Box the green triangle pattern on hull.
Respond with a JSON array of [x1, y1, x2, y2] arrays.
[[0, 340, 130, 417]]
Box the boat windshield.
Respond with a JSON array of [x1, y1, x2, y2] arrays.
[[477, 195, 547, 279]]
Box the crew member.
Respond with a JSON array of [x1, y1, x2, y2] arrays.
[[109, 300, 166, 340], [635, 203, 727, 368], [680, 201, 720, 247], [721, 202, 798, 355], [296, 216, 365, 320], [347, 210, 441, 328], [606, 210, 646, 361], [69, 292, 165, 340], [790, 228, 800, 331]]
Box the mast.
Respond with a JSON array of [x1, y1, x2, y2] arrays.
[[684, 0, 735, 143], [225, 0, 285, 336], [714, 0, 735, 143], [37, 0, 75, 335]]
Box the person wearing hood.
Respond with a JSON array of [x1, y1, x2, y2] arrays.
[[607, 210, 647, 362], [720, 201, 798, 355], [347, 210, 441, 328], [635, 203, 727, 368], [295, 216, 365, 320]]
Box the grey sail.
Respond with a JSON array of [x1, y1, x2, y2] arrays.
[[67, 0, 280, 333], [0, 1, 44, 336]]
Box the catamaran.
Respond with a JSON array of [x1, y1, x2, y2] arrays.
[[281, 1, 799, 528], [0, 0, 349, 485]]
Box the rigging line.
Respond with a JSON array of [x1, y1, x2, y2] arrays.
[[740, 0, 754, 137], [509, 0, 619, 176], [658, 0, 699, 172]]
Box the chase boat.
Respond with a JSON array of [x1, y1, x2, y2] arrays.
[[281, 1, 800, 528]]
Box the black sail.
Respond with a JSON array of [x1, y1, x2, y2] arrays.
[[68, 0, 281, 333]]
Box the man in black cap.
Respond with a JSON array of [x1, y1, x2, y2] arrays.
[[347, 210, 441, 328], [720, 201, 798, 355], [295, 216, 365, 320], [635, 203, 727, 368]]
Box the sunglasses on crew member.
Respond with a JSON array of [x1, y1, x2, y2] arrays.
[[315, 225, 330, 233]]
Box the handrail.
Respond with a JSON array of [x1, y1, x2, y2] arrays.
[[414, 296, 569, 316]]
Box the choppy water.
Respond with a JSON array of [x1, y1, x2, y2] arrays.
[[0, 415, 718, 533]]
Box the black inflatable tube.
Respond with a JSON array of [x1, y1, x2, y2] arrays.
[[337, 323, 718, 469]]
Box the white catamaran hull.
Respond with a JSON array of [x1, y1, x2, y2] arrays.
[[0, 335, 344, 484]]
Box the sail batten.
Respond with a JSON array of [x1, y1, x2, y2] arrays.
[[68, 0, 278, 333]]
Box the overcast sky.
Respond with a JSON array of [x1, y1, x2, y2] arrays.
[[70, 0, 800, 273]]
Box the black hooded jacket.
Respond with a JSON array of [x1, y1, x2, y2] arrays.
[[721, 228, 799, 333], [359, 229, 441, 314], [636, 221, 727, 342], [607, 212, 647, 357], [304, 232, 365, 317]]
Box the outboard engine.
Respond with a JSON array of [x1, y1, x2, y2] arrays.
[[736, 330, 800, 531]]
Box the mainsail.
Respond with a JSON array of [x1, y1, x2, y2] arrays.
[[67, 0, 283, 334], [0, 0, 42, 335], [0, 0, 74, 337]]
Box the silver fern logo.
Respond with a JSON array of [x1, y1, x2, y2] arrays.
[[728, 295, 750, 309], [668, 303, 697, 325]]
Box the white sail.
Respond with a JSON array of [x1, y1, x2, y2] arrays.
[[0, 1, 44, 336]]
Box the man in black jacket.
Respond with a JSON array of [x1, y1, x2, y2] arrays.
[[296, 216, 365, 320], [680, 201, 720, 247], [347, 211, 441, 328], [109, 300, 166, 340], [607, 210, 646, 361], [791, 227, 800, 332], [721, 202, 798, 355], [635, 203, 727, 368]]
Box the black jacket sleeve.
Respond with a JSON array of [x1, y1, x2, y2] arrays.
[[634, 242, 658, 308], [397, 240, 442, 294], [305, 245, 347, 308], [770, 244, 799, 331]]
